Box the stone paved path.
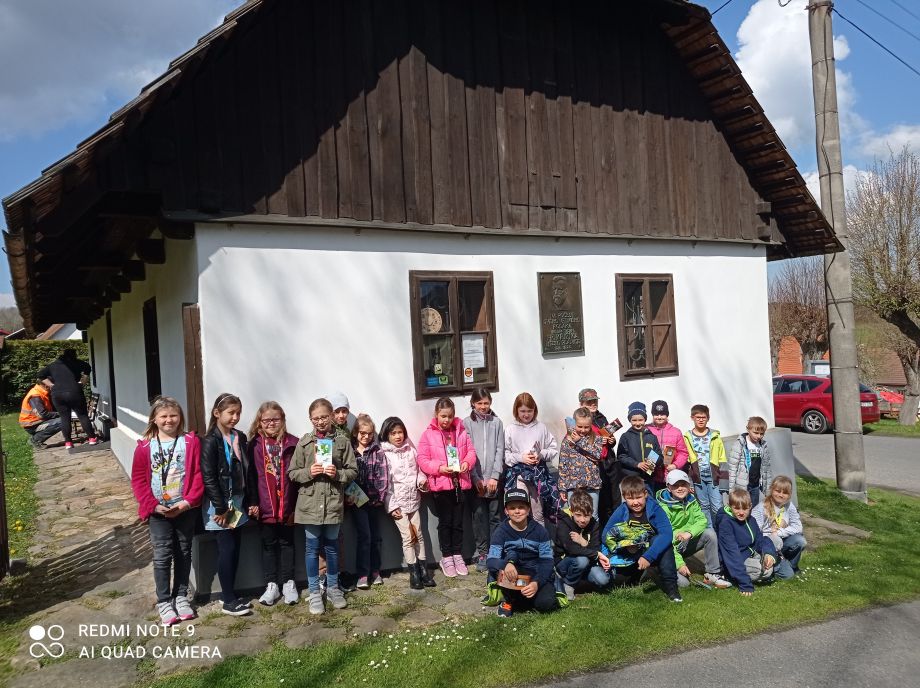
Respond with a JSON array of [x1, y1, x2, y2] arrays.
[[3, 444, 870, 688]]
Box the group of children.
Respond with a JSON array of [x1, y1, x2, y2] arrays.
[[131, 387, 806, 624]]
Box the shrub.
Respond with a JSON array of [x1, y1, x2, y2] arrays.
[[0, 340, 89, 410]]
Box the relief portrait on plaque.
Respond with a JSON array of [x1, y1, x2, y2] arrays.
[[538, 272, 585, 355]]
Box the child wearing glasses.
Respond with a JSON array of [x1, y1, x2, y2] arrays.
[[289, 398, 358, 615], [248, 401, 300, 606], [350, 414, 389, 588]]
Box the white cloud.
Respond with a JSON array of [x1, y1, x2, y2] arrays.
[[734, 0, 865, 155], [802, 164, 861, 206], [0, 0, 243, 141], [858, 124, 920, 159], [0, 293, 17, 307]]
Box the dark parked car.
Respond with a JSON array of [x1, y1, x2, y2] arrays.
[[772, 374, 880, 434]]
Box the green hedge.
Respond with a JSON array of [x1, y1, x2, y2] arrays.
[[0, 340, 89, 410]]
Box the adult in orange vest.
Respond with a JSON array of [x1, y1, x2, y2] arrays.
[[19, 379, 62, 449]]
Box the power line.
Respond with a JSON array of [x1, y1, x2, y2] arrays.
[[712, 0, 738, 16], [834, 8, 920, 81], [886, 0, 920, 26], [850, 0, 920, 46]]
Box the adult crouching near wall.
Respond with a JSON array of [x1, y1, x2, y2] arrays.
[[37, 348, 97, 450], [19, 378, 62, 449]]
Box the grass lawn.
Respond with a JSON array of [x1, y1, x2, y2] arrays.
[[153, 478, 920, 688], [0, 412, 41, 681], [864, 418, 920, 437]]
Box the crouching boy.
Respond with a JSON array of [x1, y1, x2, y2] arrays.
[[599, 476, 682, 602], [486, 488, 559, 617], [717, 488, 778, 596], [655, 470, 732, 589], [554, 488, 611, 600]]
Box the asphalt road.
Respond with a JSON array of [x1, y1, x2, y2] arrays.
[[550, 601, 920, 688], [792, 431, 920, 495]]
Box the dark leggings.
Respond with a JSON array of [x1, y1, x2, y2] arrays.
[[260, 522, 295, 585], [431, 489, 467, 557], [215, 527, 242, 603], [51, 390, 94, 443], [502, 580, 558, 612]]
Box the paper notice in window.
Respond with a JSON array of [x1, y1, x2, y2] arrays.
[[462, 333, 486, 369]]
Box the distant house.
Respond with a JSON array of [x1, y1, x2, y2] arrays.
[[2, 0, 839, 471], [3, 323, 81, 341]]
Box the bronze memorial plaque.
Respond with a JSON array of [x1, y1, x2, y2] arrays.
[[538, 272, 585, 355]]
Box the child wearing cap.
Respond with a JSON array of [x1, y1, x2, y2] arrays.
[[616, 401, 663, 489], [647, 400, 689, 491], [578, 388, 619, 525], [598, 475, 681, 602], [726, 416, 774, 506], [484, 487, 559, 617], [717, 488, 778, 596], [326, 392, 353, 440], [655, 470, 732, 589]]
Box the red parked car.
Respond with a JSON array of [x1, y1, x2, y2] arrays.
[[772, 374, 880, 434]]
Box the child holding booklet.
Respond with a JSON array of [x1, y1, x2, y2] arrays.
[[288, 398, 358, 615], [558, 408, 605, 520], [248, 401, 299, 606], [380, 416, 435, 590], [131, 396, 204, 625], [417, 398, 478, 578], [504, 392, 559, 526], [200, 393, 257, 616], [751, 475, 806, 579], [616, 401, 663, 489], [350, 414, 389, 588], [647, 400, 689, 491]]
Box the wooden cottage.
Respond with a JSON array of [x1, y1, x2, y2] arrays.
[[3, 0, 837, 469]]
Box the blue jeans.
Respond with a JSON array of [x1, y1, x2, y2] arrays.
[[773, 533, 807, 579], [305, 523, 341, 593], [566, 489, 600, 520], [352, 506, 382, 578], [555, 556, 609, 590], [748, 486, 761, 506], [694, 481, 722, 528]]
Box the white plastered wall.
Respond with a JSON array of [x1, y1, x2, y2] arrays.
[[87, 237, 198, 472], [196, 223, 773, 444]]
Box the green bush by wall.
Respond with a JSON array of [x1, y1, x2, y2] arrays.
[[0, 340, 89, 410]]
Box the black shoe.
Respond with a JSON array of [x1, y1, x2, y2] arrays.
[[409, 562, 423, 590], [419, 561, 436, 587], [221, 599, 252, 616]]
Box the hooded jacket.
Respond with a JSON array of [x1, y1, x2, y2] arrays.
[[487, 517, 555, 586], [683, 429, 728, 486], [655, 487, 709, 568], [249, 432, 299, 524], [646, 422, 689, 484], [381, 440, 425, 513], [553, 508, 601, 564], [557, 432, 604, 491], [288, 431, 358, 525], [616, 426, 663, 480], [504, 419, 558, 469], [601, 498, 673, 566], [716, 505, 778, 592], [417, 417, 478, 492], [200, 427, 256, 515], [727, 433, 774, 495], [354, 438, 388, 506], [467, 410, 505, 484], [131, 433, 204, 521]]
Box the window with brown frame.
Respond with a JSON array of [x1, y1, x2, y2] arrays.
[[409, 271, 498, 399], [615, 274, 679, 380]]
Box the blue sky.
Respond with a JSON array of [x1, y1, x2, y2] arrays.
[[1, 0, 918, 304]]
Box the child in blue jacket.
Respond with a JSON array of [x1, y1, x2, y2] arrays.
[[717, 488, 778, 595], [598, 475, 681, 602]]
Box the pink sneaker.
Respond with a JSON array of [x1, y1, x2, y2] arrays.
[[453, 555, 468, 576], [87, 437, 98, 446], [439, 556, 457, 578], [64, 442, 74, 450]]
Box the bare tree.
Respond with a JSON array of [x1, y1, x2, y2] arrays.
[[768, 256, 829, 368], [848, 147, 920, 425]]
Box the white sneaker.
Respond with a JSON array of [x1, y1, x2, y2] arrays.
[[282, 580, 299, 605], [704, 573, 733, 589], [259, 582, 281, 606]]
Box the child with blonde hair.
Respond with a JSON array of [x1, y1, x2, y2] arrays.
[[727, 416, 774, 505], [752, 475, 806, 579]]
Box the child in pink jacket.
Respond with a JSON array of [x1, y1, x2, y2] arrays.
[[648, 400, 689, 491], [417, 397, 478, 578]]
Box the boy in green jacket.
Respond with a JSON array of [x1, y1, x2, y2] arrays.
[[655, 470, 732, 589]]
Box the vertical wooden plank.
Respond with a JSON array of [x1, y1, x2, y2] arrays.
[[467, 0, 502, 228], [314, 1, 342, 218], [259, 5, 287, 216], [368, 0, 407, 223], [182, 304, 205, 435], [443, 0, 473, 226], [496, 0, 529, 229], [399, 0, 433, 225], [525, 0, 555, 230], [193, 60, 225, 213], [618, 8, 648, 234], [552, 0, 578, 214], [214, 43, 243, 212], [642, 19, 672, 237], [571, 1, 598, 233], [236, 21, 267, 214], [667, 60, 694, 238], [424, 0, 451, 225], [337, 0, 372, 221], [595, 2, 622, 234], [173, 84, 198, 212], [278, 0, 308, 217]]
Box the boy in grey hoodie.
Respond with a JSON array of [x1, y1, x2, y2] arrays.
[[467, 389, 506, 572]]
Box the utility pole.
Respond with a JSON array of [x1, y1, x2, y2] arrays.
[[807, 0, 866, 502]]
